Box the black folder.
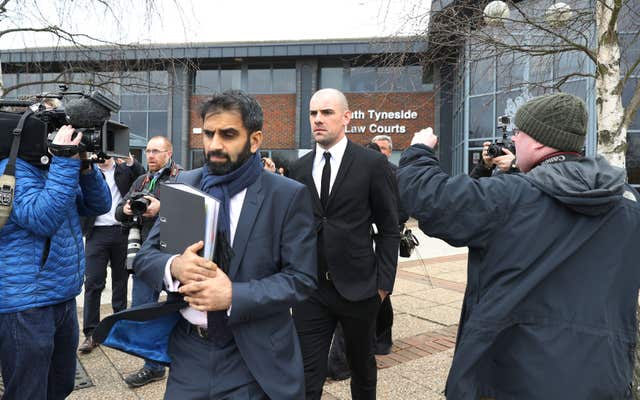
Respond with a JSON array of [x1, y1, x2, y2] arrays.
[[157, 182, 220, 259]]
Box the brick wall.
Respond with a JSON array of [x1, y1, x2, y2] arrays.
[[189, 94, 296, 150], [188, 91, 434, 151]]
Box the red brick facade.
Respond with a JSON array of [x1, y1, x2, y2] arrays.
[[188, 91, 434, 151]]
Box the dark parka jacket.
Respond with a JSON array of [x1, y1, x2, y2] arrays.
[[398, 144, 640, 399]]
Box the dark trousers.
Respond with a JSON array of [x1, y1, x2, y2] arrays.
[[327, 297, 394, 378], [293, 278, 380, 400], [164, 319, 268, 400], [0, 299, 78, 400], [83, 225, 129, 336]]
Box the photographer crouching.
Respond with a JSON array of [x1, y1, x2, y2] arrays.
[[114, 135, 181, 387], [0, 124, 111, 399]]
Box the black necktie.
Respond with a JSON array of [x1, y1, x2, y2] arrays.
[[320, 151, 331, 209]]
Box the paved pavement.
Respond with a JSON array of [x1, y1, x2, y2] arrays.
[[69, 220, 469, 399]]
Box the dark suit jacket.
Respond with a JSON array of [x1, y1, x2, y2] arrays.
[[82, 160, 145, 238], [290, 140, 400, 301], [133, 168, 318, 400]]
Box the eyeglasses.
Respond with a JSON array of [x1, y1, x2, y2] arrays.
[[145, 149, 168, 155]]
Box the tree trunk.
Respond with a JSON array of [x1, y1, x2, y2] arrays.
[[595, 0, 625, 168]]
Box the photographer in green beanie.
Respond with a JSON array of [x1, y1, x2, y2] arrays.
[[398, 92, 640, 399]]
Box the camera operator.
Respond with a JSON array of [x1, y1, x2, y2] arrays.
[[398, 93, 640, 398], [114, 135, 181, 387], [469, 140, 518, 179], [79, 153, 145, 354], [0, 125, 111, 399]]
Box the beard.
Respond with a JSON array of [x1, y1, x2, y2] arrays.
[[204, 138, 253, 175]]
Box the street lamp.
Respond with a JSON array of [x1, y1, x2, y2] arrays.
[[483, 1, 510, 27], [545, 2, 574, 27]]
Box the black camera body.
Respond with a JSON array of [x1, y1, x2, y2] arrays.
[[487, 137, 515, 158], [129, 191, 152, 216], [487, 115, 515, 158]]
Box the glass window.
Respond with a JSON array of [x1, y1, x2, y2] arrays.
[[623, 77, 640, 130], [121, 72, 148, 94], [377, 66, 404, 91], [469, 95, 494, 139], [627, 132, 640, 184], [350, 67, 376, 92], [195, 70, 219, 94], [320, 67, 344, 89], [554, 51, 588, 80], [619, 0, 640, 32], [407, 65, 430, 91], [495, 89, 532, 136], [498, 52, 526, 90], [272, 68, 296, 93], [41, 72, 63, 94], [530, 55, 553, 86], [220, 69, 241, 91], [620, 33, 640, 76], [559, 79, 588, 102], [17, 73, 41, 96], [470, 57, 495, 95], [191, 149, 205, 169], [2, 73, 18, 98], [94, 72, 121, 97], [121, 94, 147, 110], [149, 94, 168, 110], [119, 111, 147, 137], [248, 68, 271, 94], [148, 111, 168, 136], [149, 71, 168, 93]]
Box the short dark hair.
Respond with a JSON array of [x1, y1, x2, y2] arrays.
[[199, 90, 263, 133], [364, 142, 381, 153]]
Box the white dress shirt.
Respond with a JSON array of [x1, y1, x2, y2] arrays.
[[312, 135, 348, 197], [164, 188, 247, 327], [94, 163, 122, 226]]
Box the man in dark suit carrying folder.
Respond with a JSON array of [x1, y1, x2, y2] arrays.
[[131, 91, 318, 399], [289, 88, 400, 399]]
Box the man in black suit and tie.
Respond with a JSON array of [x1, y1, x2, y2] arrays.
[[290, 88, 400, 399]]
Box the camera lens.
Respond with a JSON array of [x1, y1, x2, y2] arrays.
[[130, 197, 150, 215]]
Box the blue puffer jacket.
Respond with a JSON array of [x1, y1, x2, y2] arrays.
[[0, 156, 111, 313]]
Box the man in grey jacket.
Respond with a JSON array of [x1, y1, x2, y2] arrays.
[[398, 93, 640, 399]]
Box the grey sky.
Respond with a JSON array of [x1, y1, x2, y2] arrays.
[[2, 0, 430, 49]]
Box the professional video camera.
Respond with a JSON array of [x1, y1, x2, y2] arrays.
[[0, 85, 129, 166], [487, 115, 516, 158]]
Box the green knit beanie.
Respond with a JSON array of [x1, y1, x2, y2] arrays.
[[514, 93, 587, 152]]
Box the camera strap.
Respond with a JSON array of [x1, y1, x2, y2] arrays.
[[0, 109, 33, 230], [537, 152, 582, 166]]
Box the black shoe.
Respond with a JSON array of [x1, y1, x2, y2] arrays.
[[124, 367, 165, 388], [375, 342, 393, 355], [78, 336, 98, 354], [328, 369, 351, 381]]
